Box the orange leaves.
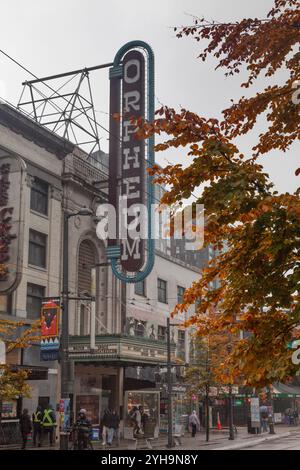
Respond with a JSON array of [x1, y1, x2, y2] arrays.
[[0, 319, 41, 399], [175, 2, 300, 158]]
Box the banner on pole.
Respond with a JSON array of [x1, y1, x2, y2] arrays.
[[40, 297, 60, 361]]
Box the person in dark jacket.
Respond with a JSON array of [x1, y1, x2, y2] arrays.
[[102, 408, 120, 446], [106, 408, 120, 446], [19, 409, 32, 450], [32, 405, 43, 447], [73, 409, 92, 449]]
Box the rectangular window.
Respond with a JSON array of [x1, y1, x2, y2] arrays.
[[29, 229, 47, 268], [157, 278, 167, 304], [158, 325, 167, 342], [26, 283, 45, 319], [177, 330, 185, 359], [177, 286, 185, 304], [134, 280, 145, 297], [30, 177, 49, 216]]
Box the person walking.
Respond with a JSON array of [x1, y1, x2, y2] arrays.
[[42, 404, 56, 447], [32, 405, 43, 447], [260, 408, 269, 432], [102, 407, 113, 446], [293, 409, 299, 426], [19, 409, 32, 450], [189, 410, 200, 437], [106, 408, 120, 446], [132, 406, 142, 436]]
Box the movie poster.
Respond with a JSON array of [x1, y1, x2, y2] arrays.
[[40, 297, 60, 361]]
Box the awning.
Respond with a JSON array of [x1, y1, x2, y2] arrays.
[[272, 383, 300, 398]]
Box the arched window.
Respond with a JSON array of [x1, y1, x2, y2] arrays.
[[77, 239, 97, 335]]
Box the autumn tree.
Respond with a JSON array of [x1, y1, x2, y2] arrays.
[[137, 0, 300, 388], [0, 318, 40, 423]]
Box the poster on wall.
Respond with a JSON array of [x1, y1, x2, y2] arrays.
[[59, 398, 70, 432], [40, 297, 60, 361]]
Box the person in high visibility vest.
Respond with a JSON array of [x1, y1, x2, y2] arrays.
[[32, 406, 43, 447], [42, 404, 56, 447]]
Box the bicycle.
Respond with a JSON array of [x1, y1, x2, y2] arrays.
[[70, 427, 94, 450]]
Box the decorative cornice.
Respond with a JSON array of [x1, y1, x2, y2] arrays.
[[0, 103, 74, 159]]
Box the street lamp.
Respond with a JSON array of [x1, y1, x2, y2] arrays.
[[60, 206, 93, 450], [166, 318, 182, 449], [226, 342, 235, 440]]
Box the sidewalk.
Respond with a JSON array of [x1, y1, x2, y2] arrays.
[[2, 425, 299, 451], [89, 425, 300, 451]]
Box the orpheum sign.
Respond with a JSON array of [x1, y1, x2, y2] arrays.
[[0, 153, 25, 293], [120, 50, 145, 272], [106, 41, 155, 283]]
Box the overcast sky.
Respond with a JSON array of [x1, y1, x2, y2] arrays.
[[0, 0, 299, 194]]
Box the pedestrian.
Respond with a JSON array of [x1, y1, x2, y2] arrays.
[[19, 409, 32, 450], [106, 408, 120, 446], [260, 408, 269, 432], [102, 407, 112, 446], [73, 409, 92, 449], [132, 406, 142, 436], [32, 405, 43, 447], [189, 410, 200, 437], [141, 407, 149, 434], [288, 408, 294, 425], [293, 409, 299, 426], [42, 404, 56, 447]]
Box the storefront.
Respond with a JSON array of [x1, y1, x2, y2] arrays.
[[124, 390, 160, 436], [160, 385, 191, 433], [69, 334, 171, 433]]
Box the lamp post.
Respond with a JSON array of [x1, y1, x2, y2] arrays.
[[60, 206, 93, 450], [166, 317, 174, 448], [226, 342, 235, 441], [166, 319, 182, 448]]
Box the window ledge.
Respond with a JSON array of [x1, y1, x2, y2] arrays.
[[27, 264, 47, 273], [30, 209, 49, 220]]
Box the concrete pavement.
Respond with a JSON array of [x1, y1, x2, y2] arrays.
[[2, 425, 300, 450]]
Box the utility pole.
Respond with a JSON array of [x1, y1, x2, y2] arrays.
[[205, 339, 210, 442], [60, 207, 93, 450], [228, 384, 235, 440], [166, 317, 174, 448], [60, 212, 71, 450]]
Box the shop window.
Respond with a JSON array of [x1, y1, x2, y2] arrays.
[[26, 283, 45, 319], [30, 177, 49, 216], [125, 391, 160, 437], [157, 278, 167, 304], [28, 229, 47, 268]]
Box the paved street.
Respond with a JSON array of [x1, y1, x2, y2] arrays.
[[240, 432, 300, 450]]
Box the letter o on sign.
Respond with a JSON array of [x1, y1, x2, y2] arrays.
[[124, 59, 140, 84]]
